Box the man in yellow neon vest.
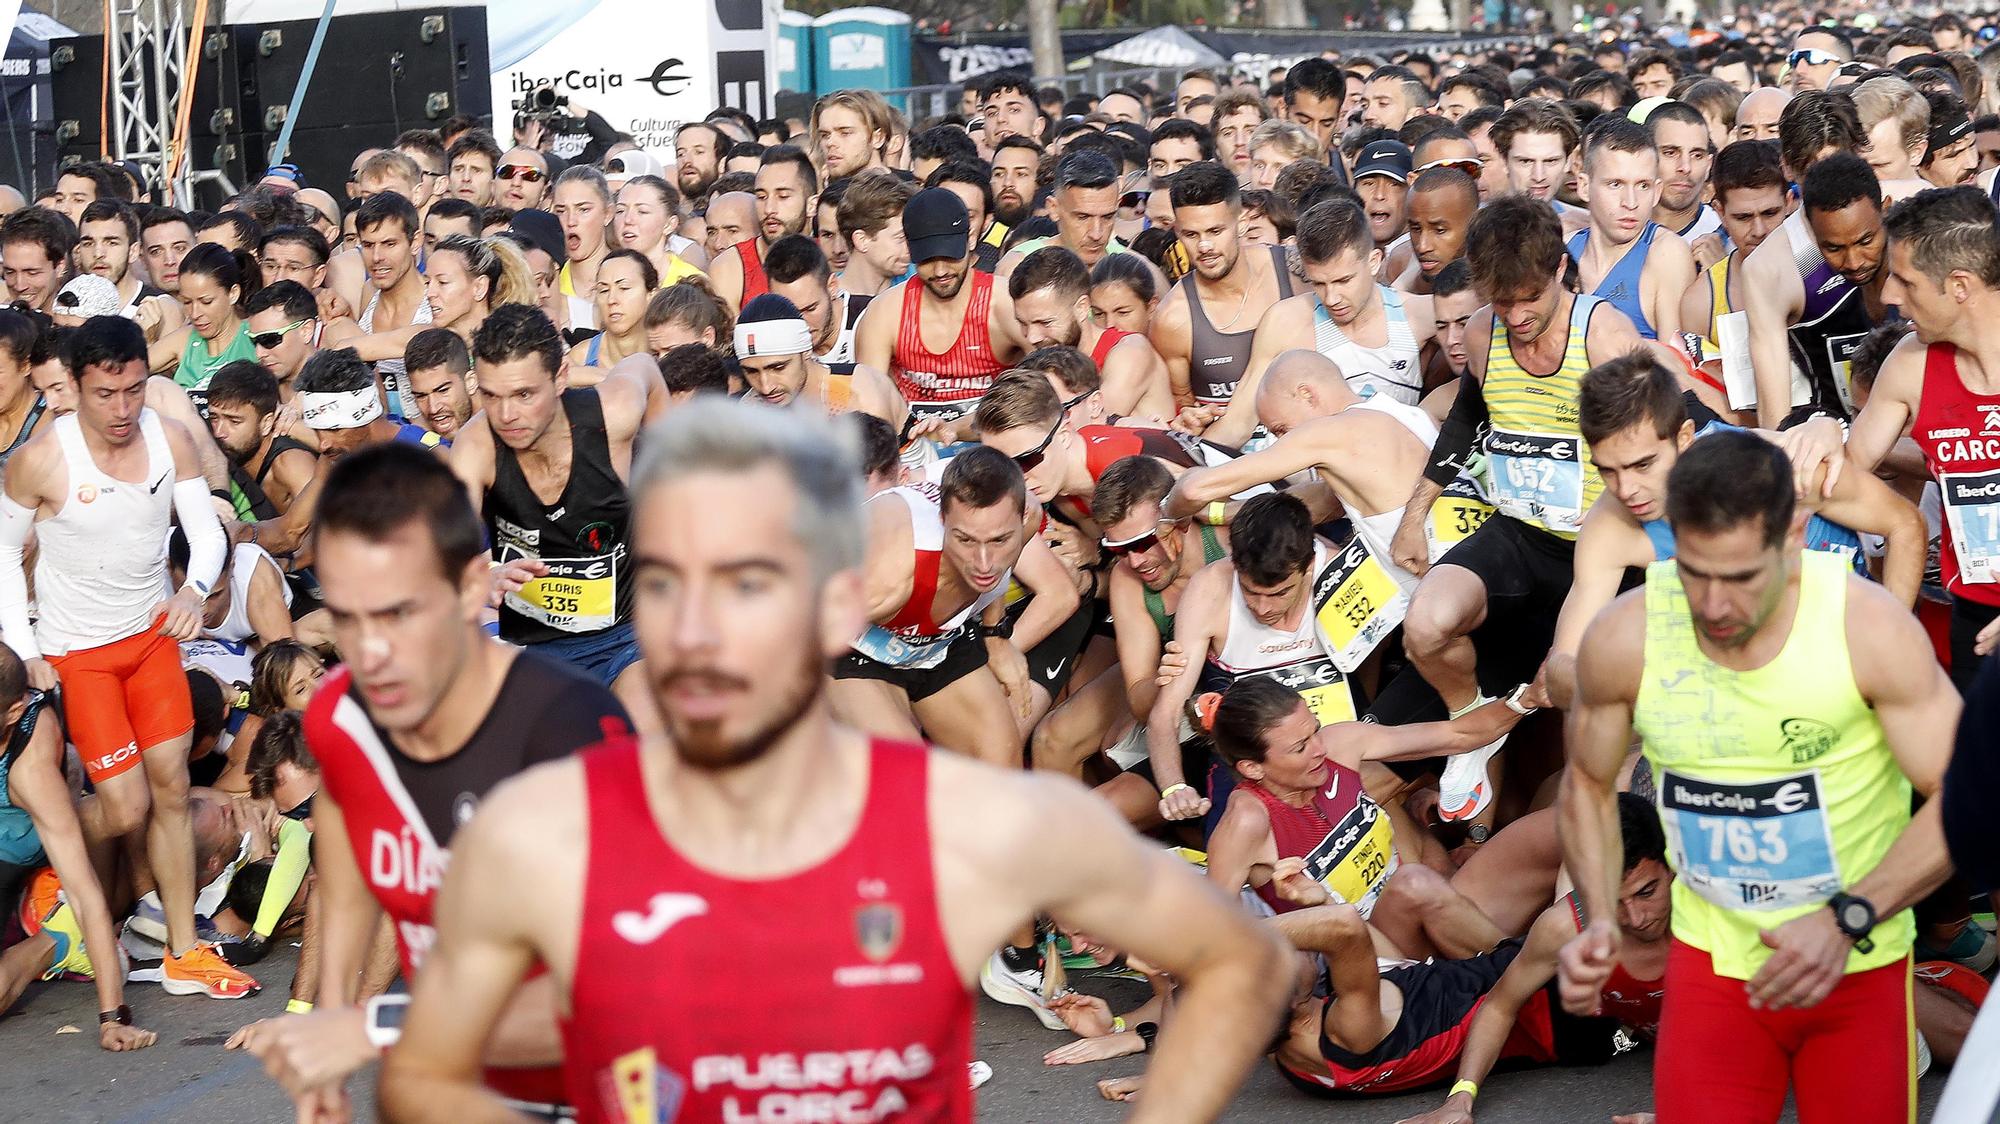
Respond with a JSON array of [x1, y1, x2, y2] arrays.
[[1559, 430, 1958, 1124]]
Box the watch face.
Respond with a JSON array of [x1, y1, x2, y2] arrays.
[[1840, 901, 1870, 931]]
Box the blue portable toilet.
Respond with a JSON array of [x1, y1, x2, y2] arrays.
[[779, 9, 815, 95], [811, 6, 911, 93]]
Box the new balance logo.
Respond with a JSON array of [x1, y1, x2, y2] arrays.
[[611, 892, 708, 945]]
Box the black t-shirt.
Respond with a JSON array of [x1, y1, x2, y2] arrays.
[[376, 649, 630, 845]]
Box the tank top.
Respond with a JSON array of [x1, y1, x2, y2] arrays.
[[1703, 254, 1736, 337], [1312, 285, 1423, 405], [1183, 245, 1294, 404], [1142, 523, 1226, 640], [851, 483, 1008, 668], [1204, 543, 1357, 725], [178, 543, 290, 686], [0, 691, 47, 866], [1780, 209, 1875, 418], [1345, 396, 1440, 595], [0, 395, 45, 475], [734, 238, 770, 305], [1089, 326, 1136, 372], [1676, 205, 1722, 244], [1566, 222, 1660, 340], [1633, 550, 1913, 981], [1481, 294, 1604, 538], [891, 272, 1004, 421], [33, 410, 177, 655], [486, 389, 633, 645], [360, 286, 434, 420], [562, 737, 972, 1124], [1242, 763, 1398, 919], [1640, 420, 1862, 567], [1909, 342, 2000, 606], [818, 290, 871, 375], [177, 322, 258, 411], [1563, 891, 1664, 1037]]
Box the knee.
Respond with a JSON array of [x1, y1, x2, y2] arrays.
[[1402, 589, 1461, 657], [99, 785, 152, 837], [1379, 863, 1449, 914]]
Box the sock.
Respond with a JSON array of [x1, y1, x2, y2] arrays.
[[999, 943, 1039, 973]]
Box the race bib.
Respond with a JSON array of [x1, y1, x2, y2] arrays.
[[850, 623, 959, 669], [1822, 332, 1868, 415], [1940, 469, 2000, 584], [1311, 537, 1407, 673], [1426, 476, 1495, 560], [1658, 769, 1840, 912], [1247, 656, 1358, 726], [1303, 796, 1400, 920], [1487, 427, 1585, 533], [503, 554, 619, 634]]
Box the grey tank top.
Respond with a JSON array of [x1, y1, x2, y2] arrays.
[[1184, 244, 1293, 404]]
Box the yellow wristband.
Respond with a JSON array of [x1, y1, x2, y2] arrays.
[[1450, 1079, 1478, 1101], [1159, 783, 1193, 799], [1206, 501, 1227, 525], [1112, 1016, 1127, 1034], [285, 999, 314, 1014]]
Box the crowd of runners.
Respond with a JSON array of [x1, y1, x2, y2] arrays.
[[3, 2, 2000, 1121]]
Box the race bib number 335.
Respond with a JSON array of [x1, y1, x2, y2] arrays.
[[1659, 769, 1840, 912]]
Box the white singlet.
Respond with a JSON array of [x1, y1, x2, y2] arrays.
[[34, 410, 177, 655], [1213, 541, 1332, 675], [1345, 396, 1440, 595], [1313, 285, 1424, 405], [360, 286, 434, 418]]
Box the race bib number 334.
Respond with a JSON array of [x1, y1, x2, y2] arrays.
[[1659, 769, 1840, 912]]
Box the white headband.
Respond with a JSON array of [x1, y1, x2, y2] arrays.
[[299, 388, 384, 431], [733, 317, 813, 358]]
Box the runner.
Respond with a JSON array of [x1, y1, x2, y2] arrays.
[[1283, 58, 1348, 155], [243, 281, 320, 400], [1566, 118, 1696, 342], [1399, 166, 1479, 295], [404, 329, 476, 443], [1353, 139, 1414, 260], [0, 207, 70, 316], [204, 361, 315, 522], [1149, 162, 1296, 413], [1541, 352, 1925, 709], [448, 304, 649, 695], [761, 235, 870, 374], [1430, 261, 1479, 380], [1388, 196, 1644, 825], [0, 315, 257, 999], [1678, 140, 1791, 344], [1491, 99, 1588, 236], [377, 399, 1293, 1124], [1559, 430, 1956, 1124], [710, 145, 817, 313], [0, 311, 46, 475], [835, 171, 916, 300], [323, 192, 433, 418], [226, 444, 630, 1120], [149, 245, 260, 411], [733, 293, 902, 422], [1009, 246, 1175, 418], [999, 150, 1132, 274], [813, 89, 893, 180], [74, 200, 181, 340]]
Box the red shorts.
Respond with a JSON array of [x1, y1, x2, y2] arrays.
[[48, 626, 193, 784], [1654, 939, 1913, 1124]]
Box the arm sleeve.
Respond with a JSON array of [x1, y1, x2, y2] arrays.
[[0, 494, 39, 661], [1424, 371, 1489, 487], [1944, 655, 2000, 893], [253, 817, 313, 939], [172, 477, 227, 593]]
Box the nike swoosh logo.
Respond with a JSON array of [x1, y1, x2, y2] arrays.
[[1045, 657, 1065, 678], [611, 892, 708, 945], [149, 472, 170, 494]]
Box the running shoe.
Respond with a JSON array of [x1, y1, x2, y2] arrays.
[[38, 902, 94, 980], [1436, 733, 1507, 822], [979, 950, 1065, 1031], [126, 892, 234, 949], [15, 866, 60, 936], [160, 942, 260, 999], [119, 924, 164, 984], [1915, 923, 1997, 974]]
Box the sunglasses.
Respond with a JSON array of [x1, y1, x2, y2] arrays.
[[497, 164, 547, 183], [54, 290, 79, 309], [1787, 47, 1841, 68], [280, 791, 317, 822], [1101, 519, 1177, 556], [1416, 155, 1484, 174], [250, 318, 312, 349], [1120, 189, 1151, 208], [1010, 419, 1062, 472]]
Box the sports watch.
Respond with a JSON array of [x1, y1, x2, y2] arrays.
[[364, 994, 412, 1049], [1827, 892, 1877, 953], [973, 618, 1014, 640]]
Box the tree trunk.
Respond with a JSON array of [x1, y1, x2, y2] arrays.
[[1027, 0, 1063, 81]]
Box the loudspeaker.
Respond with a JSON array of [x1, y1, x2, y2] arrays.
[[248, 8, 490, 137], [49, 35, 105, 149]]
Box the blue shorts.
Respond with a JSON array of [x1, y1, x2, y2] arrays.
[[528, 620, 642, 687]]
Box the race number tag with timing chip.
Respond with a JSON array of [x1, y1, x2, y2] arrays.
[[1312, 537, 1408, 673], [1248, 657, 1358, 727], [1302, 795, 1400, 920], [1941, 469, 2000, 584], [503, 553, 619, 634], [1658, 769, 1841, 912], [1487, 428, 1585, 533], [1426, 476, 1494, 560]]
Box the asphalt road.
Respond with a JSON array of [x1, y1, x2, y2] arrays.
[[0, 944, 1952, 1122]]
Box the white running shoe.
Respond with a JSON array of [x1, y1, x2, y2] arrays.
[[1917, 1030, 1933, 1079], [1437, 733, 1508, 822], [980, 950, 1066, 1031]]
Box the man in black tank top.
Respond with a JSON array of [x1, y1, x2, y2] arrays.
[[1151, 163, 1295, 408], [763, 234, 870, 375], [205, 363, 317, 520], [449, 305, 651, 699]]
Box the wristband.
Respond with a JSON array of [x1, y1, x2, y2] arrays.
[[1450, 1079, 1479, 1101], [211, 487, 232, 503], [363, 994, 411, 1049], [1205, 501, 1227, 525], [285, 998, 314, 1014], [1159, 783, 1193, 799], [1112, 1016, 1127, 1034], [99, 1005, 133, 1026]]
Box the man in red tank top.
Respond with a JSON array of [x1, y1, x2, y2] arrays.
[[1007, 245, 1176, 419], [228, 445, 630, 1121], [379, 399, 1294, 1124], [709, 146, 816, 314], [1840, 189, 2000, 689], [854, 189, 1022, 446]]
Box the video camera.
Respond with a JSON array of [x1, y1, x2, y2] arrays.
[[510, 86, 576, 126]]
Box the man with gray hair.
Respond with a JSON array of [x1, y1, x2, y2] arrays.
[[379, 396, 1295, 1124]]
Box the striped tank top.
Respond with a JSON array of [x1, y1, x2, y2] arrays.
[[1481, 294, 1605, 538], [891, 271, 1005, 421]]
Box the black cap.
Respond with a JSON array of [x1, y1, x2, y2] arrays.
[[1354, 140, 1414, 184], [903, 188, 971, 265], [509, 208, 566, 267]]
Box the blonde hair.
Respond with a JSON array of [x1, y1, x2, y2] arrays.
[[432, 234, 535, 310], [1247, 120, 1321, 165], [811, 89, 894, 163], [1851, 75, 1930, 155]]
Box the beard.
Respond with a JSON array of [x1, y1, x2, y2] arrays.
[[654, 643, 823, 772], [993, 197, 1032, 228]]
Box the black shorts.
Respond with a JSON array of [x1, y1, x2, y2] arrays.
[[1949, 595, 1999, 694], [1017, 598, 1099, 697], [832, 629, 989, 703], [1435, 513, 1573, 658]]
